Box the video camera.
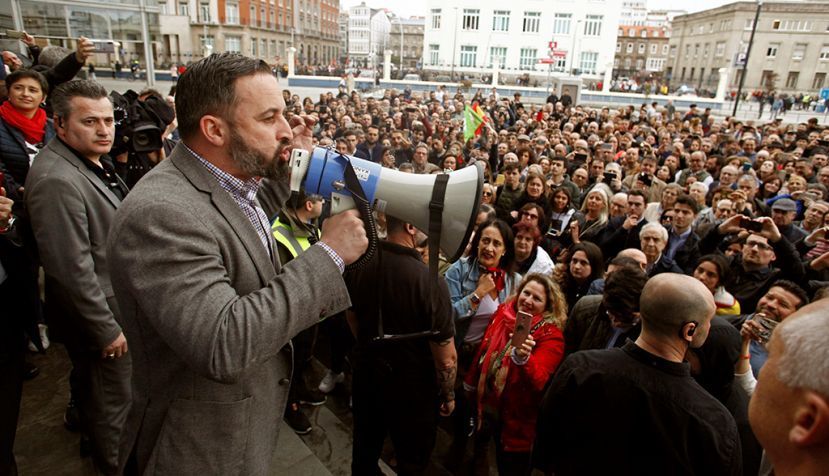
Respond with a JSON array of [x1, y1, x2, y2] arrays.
[[109, 90, 175, 187]]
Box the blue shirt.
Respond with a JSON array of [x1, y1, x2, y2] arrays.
[[665, 226, 692, 262]]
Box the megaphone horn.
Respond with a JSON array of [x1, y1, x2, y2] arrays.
[[291, 147, 483, 262]]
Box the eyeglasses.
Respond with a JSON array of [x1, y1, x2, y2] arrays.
[[482, 191, 493, 197], [745, 241, 772, 250], [521, 212, 540, 219]]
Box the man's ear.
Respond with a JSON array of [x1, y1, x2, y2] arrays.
[[200, 115, 227, 148], [789, 392, 829, 447], [404, 223, 417, 236]]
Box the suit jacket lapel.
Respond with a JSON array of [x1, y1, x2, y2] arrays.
[[169, 144, 276, 281], [47, 140, 122, 208]]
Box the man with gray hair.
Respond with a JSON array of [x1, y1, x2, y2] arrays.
[[639, 222, 683, 276], [749, 300, 829, 476], [534, 273, 742, 475]]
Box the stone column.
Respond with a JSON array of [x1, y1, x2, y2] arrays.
[[287, 47, 296, 76], [383, 49, 392, 81], [491, 66, 499, 86], [715, 67, 729, 101], [602, 62, 613, 92]]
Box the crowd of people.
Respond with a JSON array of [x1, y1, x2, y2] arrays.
[[1, 34, 829, 476]]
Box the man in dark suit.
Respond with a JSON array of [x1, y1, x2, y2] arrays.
[[355, 125, 383, 162], [664, 194, 701, 274], [25, 80, 131, 475], [107, 53, 367, 474]]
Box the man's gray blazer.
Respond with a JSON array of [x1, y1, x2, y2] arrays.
[[107, 143, 350, 475], [25, 138, 125, 350]]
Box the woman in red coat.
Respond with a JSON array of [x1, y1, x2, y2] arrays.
[[464, 273, 567, 475]]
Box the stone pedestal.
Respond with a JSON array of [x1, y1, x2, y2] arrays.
[[287, 47, 296, 77], [383, 49, 392, 81], [491, 67, 499, 86], [602, 63, 613, 92]]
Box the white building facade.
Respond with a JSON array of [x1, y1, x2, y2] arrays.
[[422, 0, 621, 80], [347, 2, 390, 65], [620, 1, 648, 26]]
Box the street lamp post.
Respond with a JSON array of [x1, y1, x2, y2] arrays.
[[732, 1, 762, 117], [451, 7, 459, 81], [397, 19, 404, 77]]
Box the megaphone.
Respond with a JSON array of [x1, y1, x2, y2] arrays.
[[290, 147, 483, 262]]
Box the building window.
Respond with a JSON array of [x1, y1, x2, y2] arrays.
[[616, 42, 621, 53], [462, 9, 480, 31], [429, 44, 439, 64], [555, 57, 566, 72], [489, 46, 507, 68], [694, 44, 699, 57], [820, 46, 829, 60], [646, 58, 664, 71], [460, 45, 477, 67], [638, 43, 645, 54], [744, 19, 754, 30], [250, 5, 255, 24], [641, 30, 647, 38], [226, 3, 239, 24], [200, 35, 214, 50], [703, 43, 709, 58], [492, 10, 510, 32], [178, 2, 189, 16], [792, 44, 806, 61], [251, 38, 257, 56], [523, 11, 541, 33], [786, 71, 799, 88], [766, 44, 779, 58], [614, 57, 619, 68], [584, 15, 602, 36], [553, 13, 571, 35], [624, 57, 631, 69], [159, 1, 168, 15], [684, 44, 690, 58], [519, 47, 537, 69], [636, 58, 644, 70], [650, 43, 657, 54], [225, 36, 241, 53], [813, 72, 826, 89], [430, 8, 441, 29], [772, 19, 781, 30], [580, 51, 598, 74], [715, 42, 725, 57], [199, 2, 210, 22], [626, 43, 633, 53]]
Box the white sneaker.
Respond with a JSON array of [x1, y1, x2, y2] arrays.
[[27, 324, 50, 352], [318, 370, 345, 394]]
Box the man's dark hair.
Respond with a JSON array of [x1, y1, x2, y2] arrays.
[[175, 53, 272, 140], [502, 162, 519, 173], [771, 280, 810, 309], [674, 194, 699, 214], [5, 69, 49, 96], [603, 265, 648, 324], [51, 79, 109, 120], [385, 215, 408, 235], [627, 189, 647, 202]]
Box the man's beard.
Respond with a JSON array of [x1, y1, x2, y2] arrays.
[[229, 130, 290, 181]]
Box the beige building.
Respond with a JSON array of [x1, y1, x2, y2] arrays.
[[613, 25, 671, 81], [157, 0, 338, 67], [389, 17, 424, 72], [667, 0, 829, 95]]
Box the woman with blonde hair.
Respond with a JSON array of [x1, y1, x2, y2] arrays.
[[464, 273, 567, 475], [572, 183, 612, 244]]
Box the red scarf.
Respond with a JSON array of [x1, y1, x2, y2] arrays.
[[0, 100, 47, 144]]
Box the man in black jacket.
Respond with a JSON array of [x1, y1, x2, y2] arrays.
[[699, 214, 805, 313]]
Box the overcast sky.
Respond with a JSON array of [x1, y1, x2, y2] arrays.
[[339, 0, 736, 19]]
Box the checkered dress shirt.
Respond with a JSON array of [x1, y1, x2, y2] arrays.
[[186, 144, 345, 273]]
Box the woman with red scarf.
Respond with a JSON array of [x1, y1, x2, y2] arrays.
[[0, 69, 54, 200], [464, 273, 567, 475]]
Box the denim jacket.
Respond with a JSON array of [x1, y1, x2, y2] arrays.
[[444, 256, 521, 325]]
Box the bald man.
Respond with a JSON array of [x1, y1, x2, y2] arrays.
[[534, 274, 742, 476], [749, 301, 829, 476]]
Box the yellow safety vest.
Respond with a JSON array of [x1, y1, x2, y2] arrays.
[[271, 219, 312, 259]]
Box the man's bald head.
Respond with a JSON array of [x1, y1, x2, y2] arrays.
[[618, 248, 647, 271], [640, 274, 715, 344]]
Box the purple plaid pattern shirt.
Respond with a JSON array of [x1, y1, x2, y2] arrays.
[[186, 144, 344, 273], [187, 145, 274, 259]]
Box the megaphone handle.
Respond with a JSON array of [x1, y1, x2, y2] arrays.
[[340, 157, 378, 272]]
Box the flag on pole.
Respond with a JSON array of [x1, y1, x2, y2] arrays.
[[463, 103, 487, 142]]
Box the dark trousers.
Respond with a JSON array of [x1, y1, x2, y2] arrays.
[[288, 324, 317, 403], [351, 359, 438, 476], [321, 312, 352, 374], [0, 280, 25, 476], [65, 346, 132, 476]]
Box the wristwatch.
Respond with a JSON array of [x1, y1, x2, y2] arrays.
[[0, 216, 15, 234], [470, 293, 481, 305]]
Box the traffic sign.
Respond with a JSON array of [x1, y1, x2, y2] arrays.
[[538, 58, 556, 64], [552, 49, 567, 58]]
